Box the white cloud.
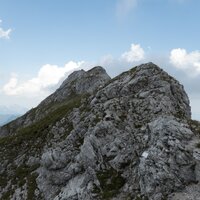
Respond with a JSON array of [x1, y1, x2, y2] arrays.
[[3, 61, 85, 97], [0, 19, 12, 39], [170, 48, 200, 76], [116, 0, 137, 20], [0, 28, 12, 39], [121, 43, 145, 62]]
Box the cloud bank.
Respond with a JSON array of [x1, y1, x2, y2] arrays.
[[121, 43, 145, 62], [3, 61, 85, 97], [3, 43, 145, 98], [1, 43, 200, 120]]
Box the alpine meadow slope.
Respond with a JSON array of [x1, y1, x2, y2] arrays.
[[0, 63, 200, 200]]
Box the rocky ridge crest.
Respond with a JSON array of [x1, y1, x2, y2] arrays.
[[0, 62, 200, 200]]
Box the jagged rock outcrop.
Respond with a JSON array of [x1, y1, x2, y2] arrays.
[[41, 66, 111, 105], [0, 62, 200, 200], [0, 66, 111, 137]]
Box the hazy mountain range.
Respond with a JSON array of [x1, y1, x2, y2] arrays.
[[0, 114, 19, 126], [0, 105, 27, 126]]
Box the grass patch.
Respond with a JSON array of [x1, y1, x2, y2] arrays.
[[0, 94, 83, 197], [14, 164, 39, 186], [27, 172, 38, 200], [0, 174, 8, 188], [188, 119, 200, 136], [15, 164, 39, 200], [96, 167, 125, 199], [0, 95, 82, 157], [196, 143, 200, 148], [1, 189, 14, 200], [0, 164, 39, 200]]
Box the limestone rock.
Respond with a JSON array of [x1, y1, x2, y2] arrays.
[[0, 63, 200, 200]]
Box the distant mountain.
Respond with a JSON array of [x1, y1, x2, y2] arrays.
[[0, 105, 27, 126], [0, 105, 27, 115], [0, 114, 19, 126]]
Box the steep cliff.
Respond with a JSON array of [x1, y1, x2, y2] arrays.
[[0, 63, 200, 200]]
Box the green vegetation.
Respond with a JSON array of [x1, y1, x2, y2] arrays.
[[0, 164, 39, 200], [14, 164, 39, 186], [95, 167, 125, 199], [134, 123, 142, 129], [0, 94, 83, 199], [196, 143, 200, 148], [0, 95, 82, 156], [92, 114, 101, 125], [27, 172, 38, 200], [188, 119, 200, 135], [74, 135, 85, 149], [0, 173, 7, 187], [119, 113, 127, 122], [129, 66, 137, 74], [1, 189, 14, 200], [175, 109, 186, 120]]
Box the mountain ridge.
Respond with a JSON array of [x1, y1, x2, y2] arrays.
[[0, 66, 110, 137], [0, 62, 200, 200]]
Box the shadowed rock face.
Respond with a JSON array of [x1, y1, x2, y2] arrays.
[[0, 62, 200, 200]]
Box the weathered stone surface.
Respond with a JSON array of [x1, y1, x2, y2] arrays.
[[0, 66, 111, 137], [0, 62, 200, 200]]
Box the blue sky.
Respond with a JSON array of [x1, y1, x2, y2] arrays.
[[0, 0, 200, 119]]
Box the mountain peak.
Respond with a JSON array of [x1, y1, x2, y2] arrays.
[[42, 66, 111, 105], [87, 65, 107, 73], [0, 63, 199, 200]]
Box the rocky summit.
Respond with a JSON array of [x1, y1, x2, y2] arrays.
[[0, 62, 200, 200]]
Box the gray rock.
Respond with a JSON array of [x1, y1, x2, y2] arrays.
[[0, 63, 200, 200]]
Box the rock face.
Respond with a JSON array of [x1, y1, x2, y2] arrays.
[[40, 66, 111, 105], [0, 62, 200, 200], [0, 66, 111, 137]]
